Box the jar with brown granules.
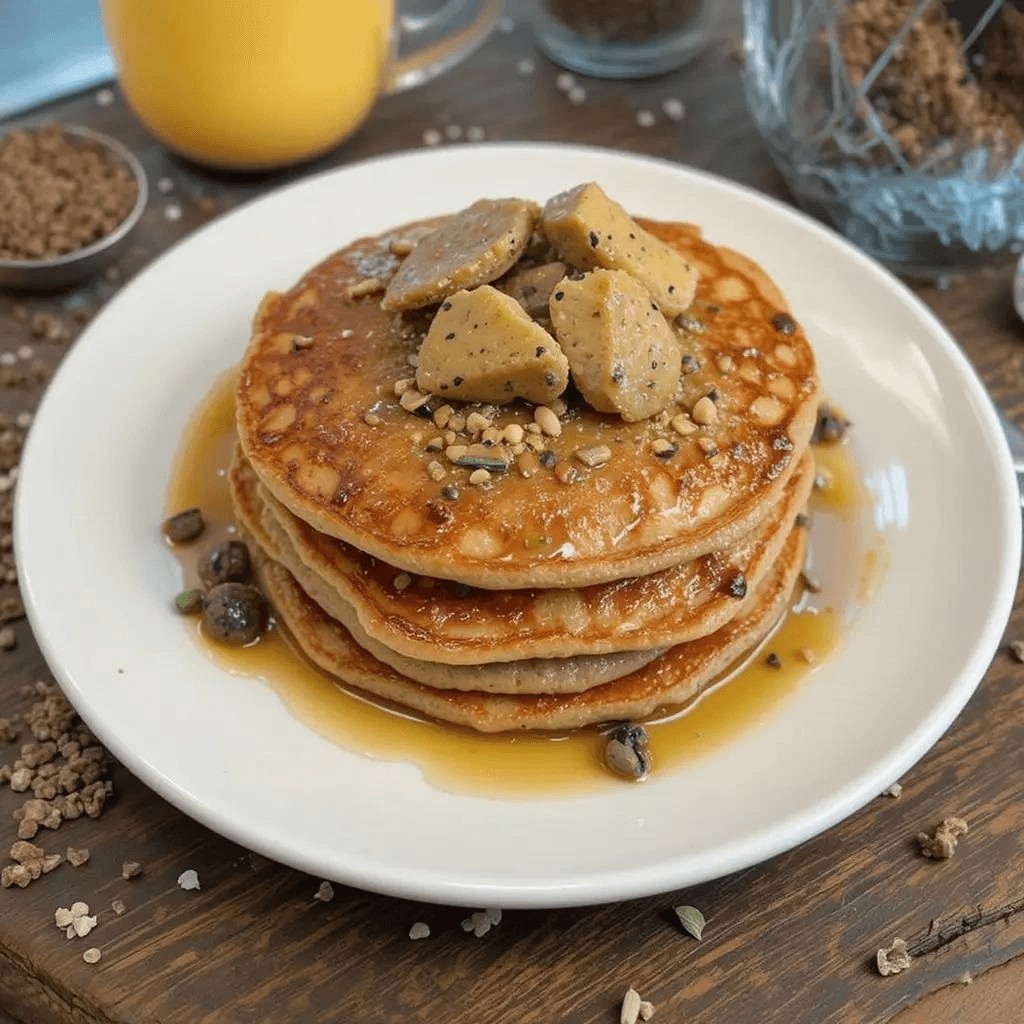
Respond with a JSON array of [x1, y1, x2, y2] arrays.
[[742, 0, 1024, 277]]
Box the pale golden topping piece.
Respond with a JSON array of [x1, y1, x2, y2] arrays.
[[542, 183, 698, 316], [549, 269, 681, 422], [502, 260, 567, 318], [416, 285, 569, 404], [381, 198, 540, 312]]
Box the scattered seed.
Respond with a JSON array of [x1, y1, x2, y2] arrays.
[[691, 396, 717, 425], [122, 860, 143, 879], [575, 445, 612, 467], [639, 1001, 656, 1021], [469, 468, 491, 486], [174, 588, 204, 615], [157, 177, 174, 194], [444, 124, 462, 140], [1010, 641, 1024, 662], [0, 626, 15, 650], [568, 86, 587, 104], [95, 88, 114, 106], [441, 484, 460, 501], [290, 334, 314, 352], [467, 126, 486, 142], [674, 904, 706, 940], [798, 647, 818, 665], [636, 109, 656, 127], [534, 406, 562, 437], [313, 881, 335, 902], [918, 817, 968, 859], [812, 405, 852, 444], [426, 460, 447, 482], [394, 377, 417, 396], [82, 947, 101, 964], [517, 452, 539, 478], [697, 437, 718, 457], [198, 540, 251, 588], [765, 652, 782, 668], [727, 572, 747, 598], [348, 276, 386, 299], [539, 450, 557, 469], [650, 438, 677, 459], [393, 573, 412, 593], [883, 782, 903, 799], [670, 414, 697, 436], [771, 312, 797, 335], [503, 423, 525, 444], [111, 898, 126, 916], [603, 723, 651, 781], [363, 411, 382, 426], [516, 58, 535, 76], [164, 203, 182, 222], [554, 462, 579, 485], [466, 411, 491, 434], [399, 389, 431, 412], [161, 508, 205, 544], [409, 921, 431, 940], [556, 72, 576, 90]]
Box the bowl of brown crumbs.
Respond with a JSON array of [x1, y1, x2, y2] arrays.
[[742, 0, 1024, 279], [0, 123, 147, 291]]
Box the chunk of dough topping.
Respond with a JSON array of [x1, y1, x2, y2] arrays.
[[381, 198, 541, 312], [416, 286, 570, 404], [549, 269, 681, 422], [542, 183, 698, 317]]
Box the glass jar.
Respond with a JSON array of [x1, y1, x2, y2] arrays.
[[742, 0, 1024, 277]]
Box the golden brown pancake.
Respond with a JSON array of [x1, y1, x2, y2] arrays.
[[232, 449, 813, 662], [236, 216, 819, 589], [248, 527, 806, 732], [231, 462, 668, 694]]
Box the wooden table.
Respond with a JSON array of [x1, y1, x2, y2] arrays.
[[2, 3, 1023, 1022]]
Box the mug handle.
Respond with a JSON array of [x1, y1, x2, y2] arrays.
[[383, 0, 505, 94]]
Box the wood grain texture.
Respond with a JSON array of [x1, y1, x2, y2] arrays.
[[2, 0, 1024, 1021]]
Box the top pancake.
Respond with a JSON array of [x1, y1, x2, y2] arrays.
[[236, 209, 819, 589]]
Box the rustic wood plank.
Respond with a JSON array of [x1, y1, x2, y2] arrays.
[[2, 0, 1024, 1021]]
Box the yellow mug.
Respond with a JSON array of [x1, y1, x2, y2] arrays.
[[100, 0, 503, 170]]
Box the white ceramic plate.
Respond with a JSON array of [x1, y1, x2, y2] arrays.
[[16, 145, 1021, 908]]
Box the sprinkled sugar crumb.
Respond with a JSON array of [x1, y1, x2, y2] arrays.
[[636, 109, 656, 127], [409, 921, 431, 940], [422, 129, 442, 147], [82, 947, 101, 964], [177, 868, 201, 891], [313, 880, 335, 902], [876, 937, 912, 976], [461, 907, 502, 937], [882, 782, 903, 799]]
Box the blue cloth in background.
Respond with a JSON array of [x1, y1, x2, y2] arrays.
[[0, 0, 115, 120]]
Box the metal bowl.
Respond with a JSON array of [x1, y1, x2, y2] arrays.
[[0, 125, 148, 292]]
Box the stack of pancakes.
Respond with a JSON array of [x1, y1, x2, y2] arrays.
[[232, 193, 819, 733]]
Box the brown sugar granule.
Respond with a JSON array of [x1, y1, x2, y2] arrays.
[[917, 816, 968, 859], [0, 124, 139, 261], [121, 860, 143, 880], [840, 0, 1024, 166]]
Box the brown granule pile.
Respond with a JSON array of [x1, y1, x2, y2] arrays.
[[840, 0, 1024, 165], [0, 681, 113, 887], [0, 124, 139, 261]]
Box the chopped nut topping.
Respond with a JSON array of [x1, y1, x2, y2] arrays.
[[363, 411, 382, 427], [554, 462, 579, 484], [426, 460, 447, 482], [918, 817, 968, 859], [670, 414, 697, 436], [517, 452, 539, 477], [393, 573, 412, 592], [393, 377, 417, 396], [66, 846, 90, 867], [121, 860, 143, 879], [399, 388, 431, 413], [650, 438, 677, 459], [348, 276, 386, 299], [468, 468, 492, 486], [503, 423, 525, 445]]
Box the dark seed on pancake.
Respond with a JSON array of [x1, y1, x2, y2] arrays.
[[603, 723, 651, 781], [412, 403, 435, 420], [651, 439, 677, 459], [161, 508, 205, 545], [455, 454, 508, 472], [771, 312, 797, 335], [811, 405, 851, 444], [795, 512, 810, 529], [290, 334, 314, 353], [440, 484, 461, 501], [677, 314, 706, 334], [199, 540, 252, 588], [589, 231, 599, 247], [539, 450, 558, 468], [1009, 641, 1024, 663], [203, 583, 269, 646], [681, 354, 700, 373], [174, 588, 204, 615], [726, 572, 747, 598], [772, 435, 794, 451], [766, 652, 782, 668], [707, 388, 719, 403], [333, 486, 350, 505], [800, 570, 822, 594]]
